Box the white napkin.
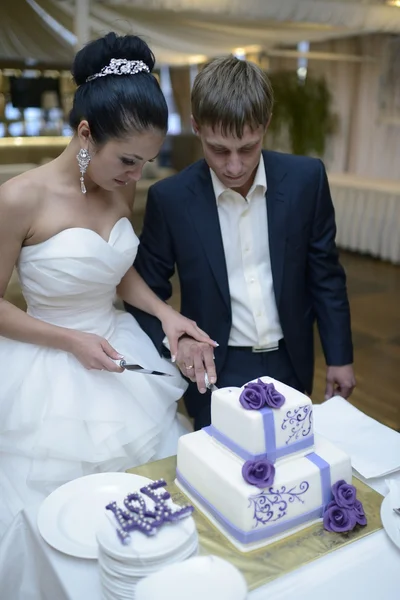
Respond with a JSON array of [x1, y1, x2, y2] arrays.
[[313, 397, 400, 479]]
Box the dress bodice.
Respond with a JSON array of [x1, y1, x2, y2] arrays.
[[17, 217, 138, 338]]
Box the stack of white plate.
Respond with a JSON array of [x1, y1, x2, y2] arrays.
[[135, 555, 248, 600], [96, 485, 198, 600]]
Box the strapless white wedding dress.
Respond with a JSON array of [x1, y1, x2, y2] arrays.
[[0, 217, 188, 536]]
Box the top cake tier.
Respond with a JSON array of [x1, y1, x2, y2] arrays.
[[207, 377, 314, 463]]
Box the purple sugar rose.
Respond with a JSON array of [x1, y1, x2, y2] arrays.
[[323, 501, 357, 533], [239, 382, 266, 410], [353, 499, 367, 526], [239, 379, 286, 410], [332, 480, 357, 509], [242, 459, 275, 488], [257, 379, 286, 409]]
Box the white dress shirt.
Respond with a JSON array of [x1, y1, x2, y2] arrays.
[[210, 154, 283, 348]]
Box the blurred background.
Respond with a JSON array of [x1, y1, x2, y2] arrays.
[[2, 0, 399, 429]]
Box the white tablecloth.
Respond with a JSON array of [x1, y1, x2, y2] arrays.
[[0, 471, 399, 600], [328, 173, 400, 264]]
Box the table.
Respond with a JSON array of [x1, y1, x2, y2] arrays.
[[0, 468, 399, 600], [328, 172, 400, 264]]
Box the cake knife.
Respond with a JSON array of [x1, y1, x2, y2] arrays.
[[113, 359, 173, 376]]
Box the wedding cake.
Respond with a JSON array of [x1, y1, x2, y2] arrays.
[[176, 377, 367, 552]]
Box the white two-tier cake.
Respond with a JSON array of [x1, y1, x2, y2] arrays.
[[176, 377, 353, 552]]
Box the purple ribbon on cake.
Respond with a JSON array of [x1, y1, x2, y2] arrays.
[[204, 419, 314, 464]]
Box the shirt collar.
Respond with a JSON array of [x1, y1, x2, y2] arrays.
[[210, 153, 267, 204]]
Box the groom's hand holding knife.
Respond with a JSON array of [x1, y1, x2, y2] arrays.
[[175, 335, 218, 394]]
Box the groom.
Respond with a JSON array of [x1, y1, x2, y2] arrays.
[[126, 55, 355, 430]]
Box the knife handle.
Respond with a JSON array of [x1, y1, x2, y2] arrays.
[[111, 359, 126, 369], [204, 373, 218, 392]]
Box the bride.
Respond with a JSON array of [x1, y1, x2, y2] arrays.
[[0, 32, 216, 536]]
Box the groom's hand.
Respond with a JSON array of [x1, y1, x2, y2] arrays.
[[325, 364, 356, 400], [176, 336, 217, 394]]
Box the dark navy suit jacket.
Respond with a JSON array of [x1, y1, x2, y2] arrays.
[[126, 150, 353, 414]]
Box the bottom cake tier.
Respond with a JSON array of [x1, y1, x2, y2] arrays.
[[176, 431, 352, 552]]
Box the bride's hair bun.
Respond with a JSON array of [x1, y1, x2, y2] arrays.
[[72, 32, 155, 86], [69, 32, 167, 144]]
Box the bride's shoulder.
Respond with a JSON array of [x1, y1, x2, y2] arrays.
[[0, 165, 45, 215], [0, 166, 47, 245]]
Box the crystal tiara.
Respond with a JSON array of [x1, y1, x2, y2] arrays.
[[86, 58, 150, 82]]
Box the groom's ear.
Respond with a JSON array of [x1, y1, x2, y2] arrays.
[[191, 116, 200, 135]]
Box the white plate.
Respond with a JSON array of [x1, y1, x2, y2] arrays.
[[380, 491, 400, 550], [37, 472, 152, 559]]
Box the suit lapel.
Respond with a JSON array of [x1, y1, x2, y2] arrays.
[[263, 151, 289, 307], [185, 161, 231, 313]]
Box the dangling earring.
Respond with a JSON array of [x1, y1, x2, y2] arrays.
[[76, 148, 91, 194]]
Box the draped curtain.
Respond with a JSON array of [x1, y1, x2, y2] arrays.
[[3, 0, 400, 65], [169, 66, 192, 133], [308, 34, 400, 181]]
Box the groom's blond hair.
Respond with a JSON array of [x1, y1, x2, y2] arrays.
[[191, 56, 274, 138]]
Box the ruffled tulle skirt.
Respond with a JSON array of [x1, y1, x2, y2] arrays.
[[0, 310, 189, 536]]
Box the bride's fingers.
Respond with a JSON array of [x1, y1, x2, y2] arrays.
[[194, 324, 209, 337], [186, 322, 218, 347], [168, 336, 179, 363], [98, 341, 124, 372], [101, 339, 124, 360], [101, 356, 124, 372]]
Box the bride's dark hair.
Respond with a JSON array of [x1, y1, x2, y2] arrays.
[[69, 32, 168, 144]]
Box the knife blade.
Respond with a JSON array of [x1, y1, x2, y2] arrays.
[[114, 359, 173, 376], [204, 373, 218, 392]]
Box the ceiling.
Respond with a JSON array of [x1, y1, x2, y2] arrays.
[[1, 0, 400, 66]]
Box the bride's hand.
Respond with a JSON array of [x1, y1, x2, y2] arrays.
[[67, 331, 124, 372], [159, 305, 217, 362]]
